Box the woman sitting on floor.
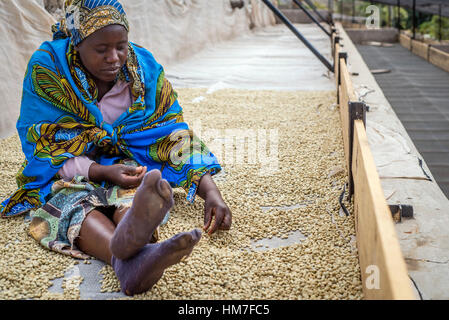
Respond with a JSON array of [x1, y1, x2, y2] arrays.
[[0, 0, 232, 296]]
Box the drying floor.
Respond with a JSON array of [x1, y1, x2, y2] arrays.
[[0, 88, 363, 300]]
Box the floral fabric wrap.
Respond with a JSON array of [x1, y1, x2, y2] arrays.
[[0, 0, 221, 218]]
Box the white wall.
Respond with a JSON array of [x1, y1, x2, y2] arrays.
[[0, 0, 275, 138], [0, 0, 55, 139], [122, 0, 276, 66]]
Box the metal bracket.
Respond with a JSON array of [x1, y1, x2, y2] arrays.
[[348, 101, 367, 199], [389, 204, 414, 223], [332, 35, 340, 57], [292, 0, 331, 38], [230, 0, 244, 9]]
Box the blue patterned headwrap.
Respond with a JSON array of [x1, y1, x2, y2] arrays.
[[52, 0, 129, 46]]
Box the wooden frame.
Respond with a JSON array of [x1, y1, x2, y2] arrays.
[[400, 32, 449, 74], [411, 39, 430, 61], [339, 57, 354, 174], [429, 46, 449, 73], [334, 24, 416, 299], [399, 33, 412, 50], [352, 120, 415, 300]]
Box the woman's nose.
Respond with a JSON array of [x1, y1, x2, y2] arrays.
[[105, 49, 120, 64]]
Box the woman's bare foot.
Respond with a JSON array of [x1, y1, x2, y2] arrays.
[[111, 229, 202, 296], [110, 169, 174, 260]]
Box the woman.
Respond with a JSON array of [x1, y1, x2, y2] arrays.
[[0, 0, 232, 296]]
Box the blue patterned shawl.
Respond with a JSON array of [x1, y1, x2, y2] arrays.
[[0, 33, 221, 218]]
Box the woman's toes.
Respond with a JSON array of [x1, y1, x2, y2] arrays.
[[141, 169, 162, 190], [190, 229, 202, 244], [138, 169, 173, 204], [171, 229, 202, 252], [157, 178, 173, 203]]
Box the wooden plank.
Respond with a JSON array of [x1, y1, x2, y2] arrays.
[[429, 46, 449, 73], [331, 32, 336, 57], [339, 60, 349, 170], [352, 120, 416, 300], [340, 59, 356, 101], [411, 39, 430, 61], [338, 59, 356, 171], [334, 42, 340, 89], [399, 33, 411, 50]]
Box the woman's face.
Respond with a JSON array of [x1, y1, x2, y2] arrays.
[[76, 24, 128, 84]]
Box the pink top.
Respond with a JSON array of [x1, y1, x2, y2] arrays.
[[58, 81, 133, 181]]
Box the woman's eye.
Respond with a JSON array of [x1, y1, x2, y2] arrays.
[[95, 48, 106, 54]]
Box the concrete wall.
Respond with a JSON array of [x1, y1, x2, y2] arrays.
[[345, 28, 399, 44]]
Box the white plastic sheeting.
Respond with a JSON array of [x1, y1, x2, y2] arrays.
[[0, 0, 276, 138], [122, 0, 272, 67], [0, 0, 55, 139], [366, 120, 430, 180], [166, 23, 335, 91]]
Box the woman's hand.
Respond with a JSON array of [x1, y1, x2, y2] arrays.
[[203, 190, 232, 235], [89, 163, 147, 189], [197, 173, 232, 235]]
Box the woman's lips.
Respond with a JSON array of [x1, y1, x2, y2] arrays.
[[101, 67, 121, 75]]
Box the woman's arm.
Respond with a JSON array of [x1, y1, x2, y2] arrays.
[[89, 163, 147, 188], [197, 173, 232, 235], [58, 156, 95, 181]]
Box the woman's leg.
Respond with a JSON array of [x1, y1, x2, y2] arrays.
[[112, 206, 159, 243], [112, 207, 127, 226], [76, 169, 174, 263], [75, 209, 115, 264], [108, 169, 174, 260], [76, 169, 203, 296], [109, 170, 202, 296]]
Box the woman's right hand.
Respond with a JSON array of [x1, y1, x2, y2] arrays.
[[89, 163, 147, 189]]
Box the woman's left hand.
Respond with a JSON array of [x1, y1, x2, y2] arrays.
[[203, 190, 232, 235]]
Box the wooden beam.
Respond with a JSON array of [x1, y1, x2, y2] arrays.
[[334, 42, 341, 89], [340, 58, 356, 101], [338, 58, 357, 172], [335, 20, 415, 300], [352, 120, 416, 300], [411, 39, 430, 61], [399, 32, 449, 73], [429, 46, 449, 73], [399, 33, 411, 50]]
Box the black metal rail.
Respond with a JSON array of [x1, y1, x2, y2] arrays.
[[303, 0, 331, 25], [261, 0, 334, 72], [292, 0, 332, 37]]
